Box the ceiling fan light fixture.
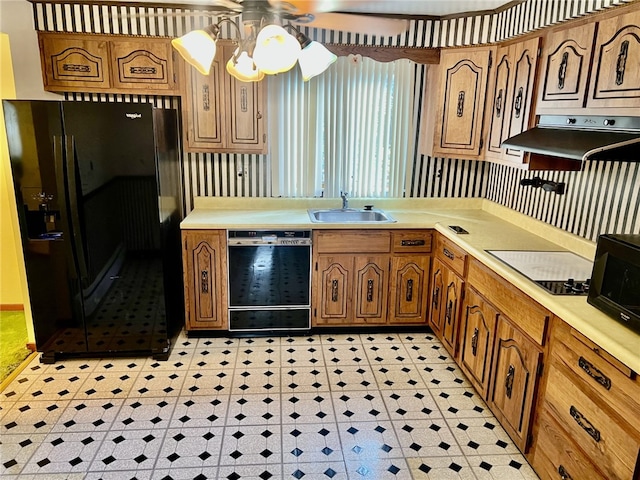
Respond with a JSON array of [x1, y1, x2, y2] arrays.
[[226, 48, 265, 82], [171, 24, 220, 75], [297, 39, 337, 81], [253, 24, 301, 74]]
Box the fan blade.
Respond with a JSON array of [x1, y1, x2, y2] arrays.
[[268, 0, 352, 14], [209, 0, 243, 12], [292, 12, 409, 36]]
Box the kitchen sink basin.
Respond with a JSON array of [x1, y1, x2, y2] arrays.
[[308, 208, 396, 223]]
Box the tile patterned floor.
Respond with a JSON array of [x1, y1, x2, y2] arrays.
[[0, 331, 540, 479]]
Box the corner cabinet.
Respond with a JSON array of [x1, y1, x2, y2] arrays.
[[484, 37, 541, 166], [182, 230, 228, 331], [313, 229, 432, 327], [420, 45, 495, 160], [429, 235, 467, 358], [38, 31, 180, 94], [182, 40, 267, 154]]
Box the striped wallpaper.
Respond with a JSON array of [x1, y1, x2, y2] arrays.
[[33, 0, 638, 242]]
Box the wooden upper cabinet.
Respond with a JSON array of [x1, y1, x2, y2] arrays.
[[587, 8, 640, 109], [420, 45, 495, 160], [182, 41, 267, 154], [536, 22, 597, 113], [38, 31, 180, 95], [110, 38, 178, 91], [39, 32, 110, 91], [485, 37, 540, 166]]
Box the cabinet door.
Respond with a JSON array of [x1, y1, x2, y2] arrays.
[[587, 9, 640, 109], [432, 46, 494, 158], [440, 269, 464, 358], [183, 230, 227, 330], [183, 52, 226, 151], [536, 23, 596, 112], [485, 38, 540, 165], [388, 255, 430, 324], [502, 37, 540, 164], [222, 45, 267, 154], [459, 287, 499, 399], [353, 255, 388, 324], [489, 316, 542, 451], [38, 32, 110, 91], [110, 38, 179, 92], [314, 255, 352, 325], [429, 257, 446, 335]]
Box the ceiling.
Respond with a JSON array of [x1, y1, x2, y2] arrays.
[[122, 0, 518, 18]]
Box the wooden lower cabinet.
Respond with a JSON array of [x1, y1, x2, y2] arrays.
[[531, 318, 640, 480], [182, 230, 227, 331], [429, 256, 464, 357], [488, 315, 542, 452], [459, 286, 499, 399], [388, 255, 430, 324], [314, 254, 388, 325]]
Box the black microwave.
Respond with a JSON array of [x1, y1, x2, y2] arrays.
[[587, 233, 640, 334]]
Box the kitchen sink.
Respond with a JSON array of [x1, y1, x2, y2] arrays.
[[308, 208, 396, 223]]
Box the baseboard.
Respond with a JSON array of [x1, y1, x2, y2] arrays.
[[0, 304, 24, 311]]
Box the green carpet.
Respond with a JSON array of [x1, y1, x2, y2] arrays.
[[0, 311, 30, 383]]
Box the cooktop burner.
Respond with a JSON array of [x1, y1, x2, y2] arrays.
[[486, 250, 593, 296]]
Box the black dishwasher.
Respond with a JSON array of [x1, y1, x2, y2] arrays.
[[227, 230, 312, 332]]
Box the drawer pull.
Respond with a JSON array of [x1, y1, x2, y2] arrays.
[[367, 279, 374, 302], [505, 364, 515, 399], [406, 279, 413, 302], [201, 270, 209, 293], [578, 356, 611, 390], [401, 239, 425, 246], [570, 405, 600, 443], [331, 279, 339, 302], [443, 248, 455, 260], [558, 465, 572, 480], [471, 327, 479, 356]]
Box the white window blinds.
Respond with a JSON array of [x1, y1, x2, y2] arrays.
[[268, 55, 415, 198]]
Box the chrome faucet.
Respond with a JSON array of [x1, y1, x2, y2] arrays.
[[340, 191, 349, 209]]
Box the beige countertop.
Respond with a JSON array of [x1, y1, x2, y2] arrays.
[[182, 197, 640, 372]]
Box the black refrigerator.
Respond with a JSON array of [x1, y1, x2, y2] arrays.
[[3, 100, 184, 363]]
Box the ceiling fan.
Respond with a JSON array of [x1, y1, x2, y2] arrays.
[[202, 0, 410, 36]]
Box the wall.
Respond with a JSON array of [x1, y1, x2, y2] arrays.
[[7, 0, 640, 246]]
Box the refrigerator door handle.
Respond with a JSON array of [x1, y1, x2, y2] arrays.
[[63, 135, 89, 283]]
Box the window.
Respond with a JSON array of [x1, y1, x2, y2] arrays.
[[268, 55, 415, 198]]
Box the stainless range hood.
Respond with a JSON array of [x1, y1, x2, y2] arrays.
[[502, 115, 640, 163]]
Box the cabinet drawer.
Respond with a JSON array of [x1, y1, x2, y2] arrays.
[[435, 235, 466, 276], [553, 321, 640, 434], [468, 258, 549, 345], [544, 363, 639, 480], [533, 406, 608, 480], [391, 230, 432, 253], [314, 230, 390, 253]]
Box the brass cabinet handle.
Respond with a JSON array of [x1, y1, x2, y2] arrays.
[[505, 364, 515, 399], [406, 279, 413, 302], [331, 279, 339, 302], [443, 248, 455, 260], [202, 85, 210, 111], [616, 40, 629, 86], [558, 465, 573, 480], [570, 405, 600, 442], [495, 88, 503, 118], [514, 86, 524, 118], [201, 270, 209, 293], [558, 51, 568, 90], [445, 299, 453, 324], [457, 91, 465, 117], [401, 239, 425, 246], [367, 279, 374, 302], [471, 327, 479, 356], [578, 356, 611, 390]]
